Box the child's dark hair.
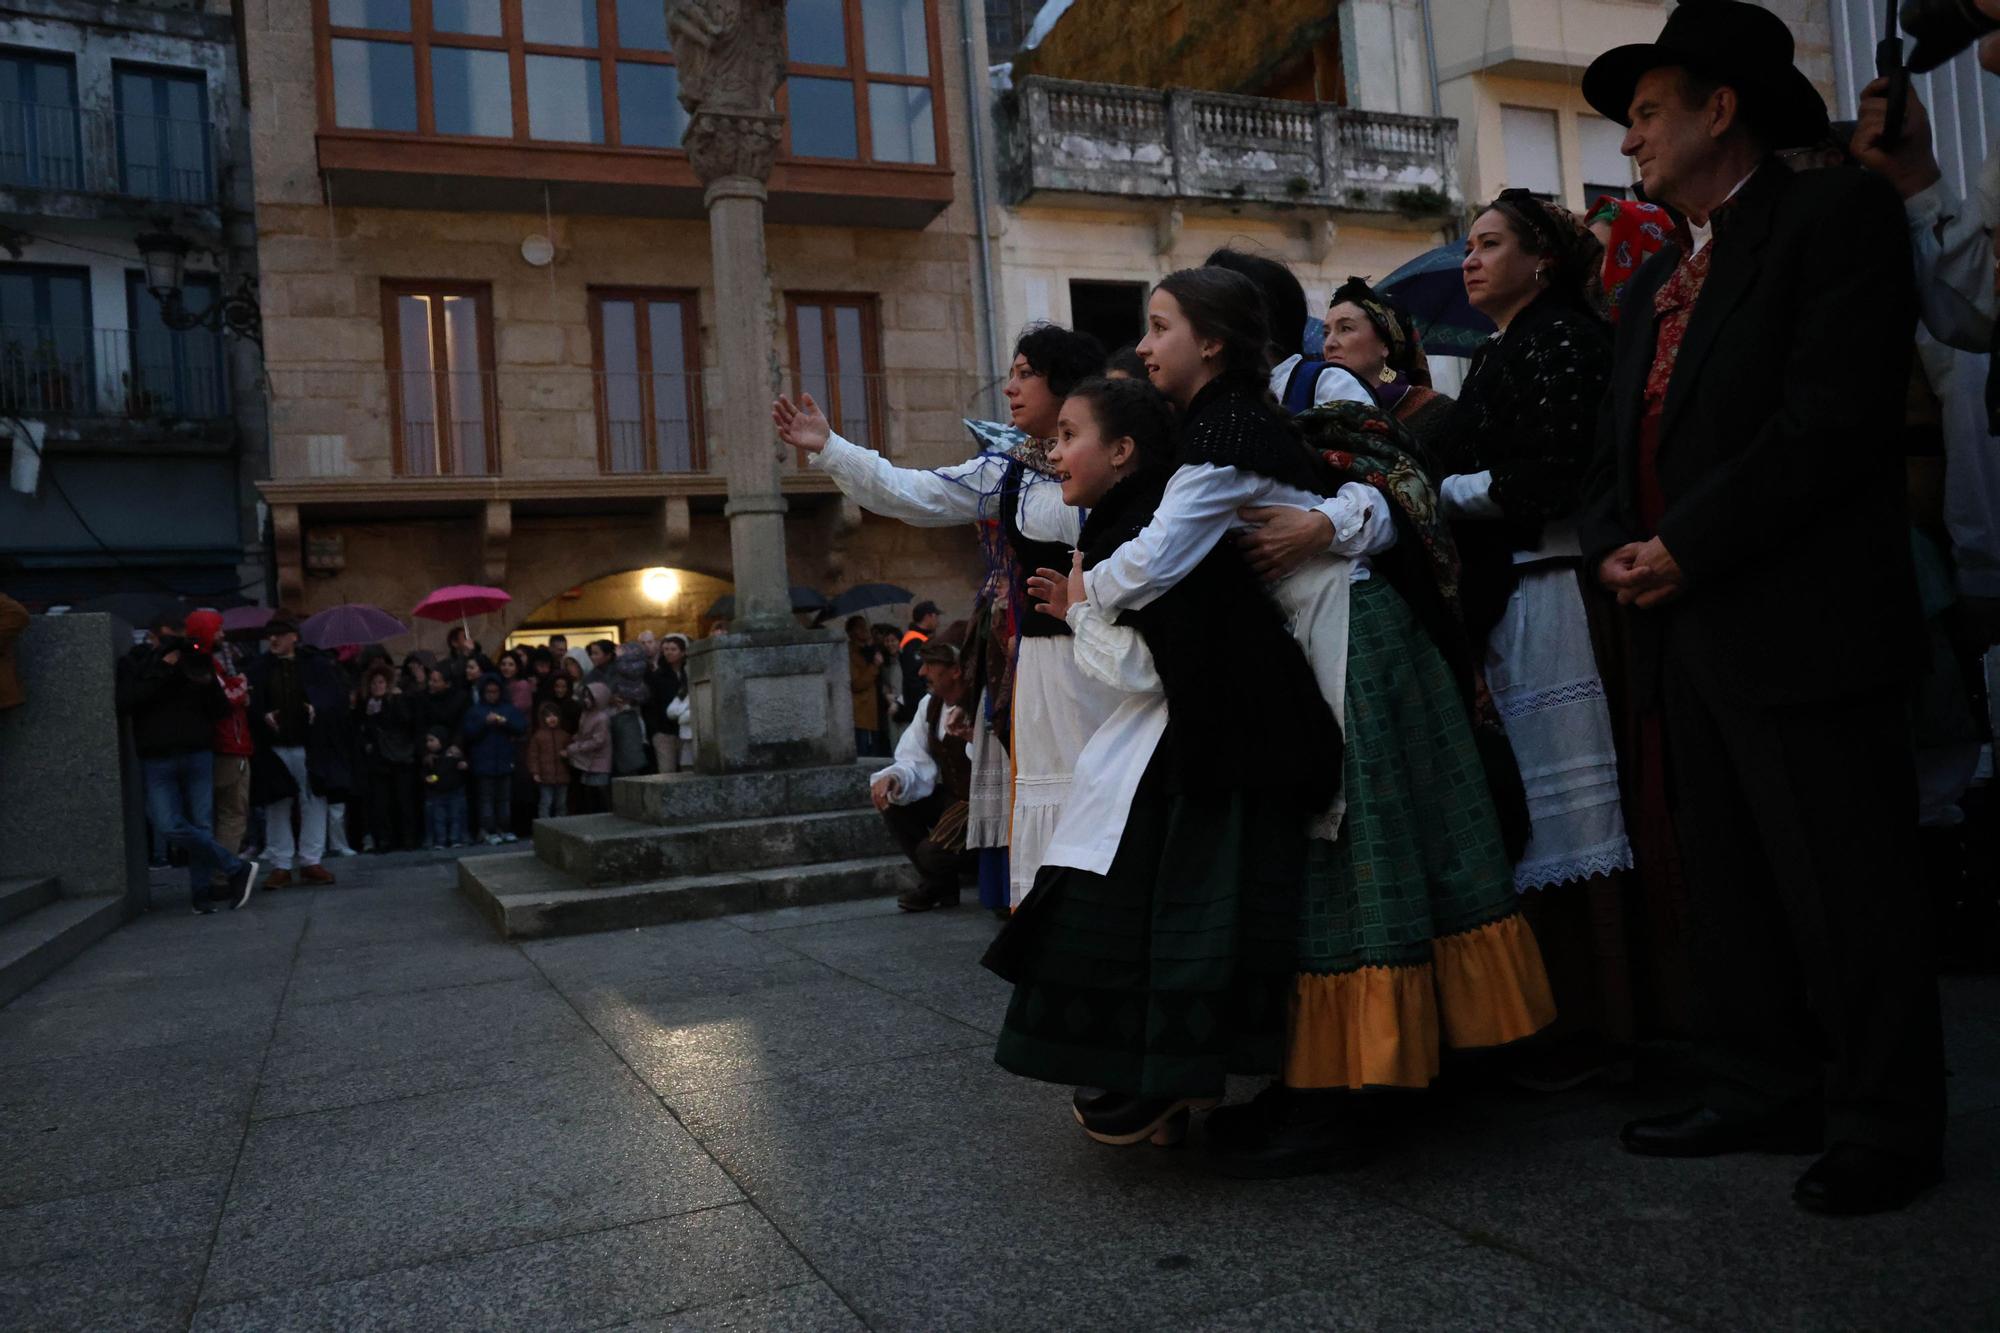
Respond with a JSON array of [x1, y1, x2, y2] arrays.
[[1065, 376, 1178, 474], [1154, 266, 1272, 385], [1203, 247, 1306, 366], [1013, 322, 1107, 397], [1105, 343, 1147, 379]]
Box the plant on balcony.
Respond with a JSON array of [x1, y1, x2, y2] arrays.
[[1390, 186, 1452, 219], [120, 371, 163, 421], [1285, 175, 1311, 198], [0, 337, 79, 416]]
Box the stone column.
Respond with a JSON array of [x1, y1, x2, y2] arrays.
[[668, 0, 855, 773]]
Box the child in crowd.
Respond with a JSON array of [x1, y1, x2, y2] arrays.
[[463, 673, 527, 844], [527, 700, 573, 820], [565, 681, 614, 813], [421, 726, 470, 848], [609, 691, 650, 778]]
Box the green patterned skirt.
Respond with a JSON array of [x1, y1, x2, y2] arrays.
[[1288, 575, 1553, 1089], [984, 752, 1304, 1101]]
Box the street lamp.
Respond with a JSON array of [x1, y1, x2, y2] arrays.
[[134, 227, 263, 345]]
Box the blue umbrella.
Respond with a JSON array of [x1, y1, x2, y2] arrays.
[[703, 586, 829, 621], [1376, 240, 1496, 357]]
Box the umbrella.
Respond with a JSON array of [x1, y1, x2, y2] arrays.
[[411, 583, 512, 642], [819, 582, 914, 620], [219, 605, 275, 642], [69, 591, 188, 628], [703, 586, 829, 621], [299, 603, 409, 649], [1376, 240, 1496, 357]]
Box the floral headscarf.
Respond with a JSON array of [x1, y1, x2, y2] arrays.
[[1330, 276, 1432, 389], [1587, 196, 1678, 324]]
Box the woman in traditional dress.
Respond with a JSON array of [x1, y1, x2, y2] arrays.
[[1059, 266, 1554, 1174], [1436, 189, 1636, 1088], [986, 374, 1342, 1148], [772, 325, 1119, 911], [1322, 277, 1456, 452]]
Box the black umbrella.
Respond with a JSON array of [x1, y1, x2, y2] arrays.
[[824, 582, 914, 617], [1376, 239, 1497, 357], [703, 585, 830, 620]]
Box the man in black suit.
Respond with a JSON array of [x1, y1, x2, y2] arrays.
[[1578, 0, 1944, 1215]]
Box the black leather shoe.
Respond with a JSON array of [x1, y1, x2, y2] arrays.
[[1793, 1143, 1941, 1216], [1620, 1105, 1822, 1158], [896, 884, 960, 912], [1074, 1094, 1217, 1146], [1207, 1089, 1367, 1178], [1202, 1082, 1288, 1153], [1072, 1087, 1119, 1118]]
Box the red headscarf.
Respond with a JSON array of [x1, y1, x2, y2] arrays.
[[1588, 196, 1679, 324]]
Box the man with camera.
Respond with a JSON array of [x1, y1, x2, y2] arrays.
[[1580, 0, 1945, 1216], [115, 612, 260, 913]]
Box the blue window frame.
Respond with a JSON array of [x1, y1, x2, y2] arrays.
[[0, 50, 81, 190], [114, 64, 212, 203], [126, 271, 225, 419], [0, 263, 93, 416]]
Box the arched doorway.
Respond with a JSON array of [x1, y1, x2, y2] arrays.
[[507, 566, 734, 649]]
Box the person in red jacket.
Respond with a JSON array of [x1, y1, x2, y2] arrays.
[[186, 610, 255, 892]]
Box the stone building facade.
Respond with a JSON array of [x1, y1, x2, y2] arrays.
[[241, 0, 996, 649]]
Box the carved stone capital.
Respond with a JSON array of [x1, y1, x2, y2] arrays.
[[684, 111, 784, 188], [271, 504, 303, 609], [478, 499, 512, 588]]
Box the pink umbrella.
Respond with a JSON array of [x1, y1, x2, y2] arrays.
[[299, 603, 409, 649], [411, 583, 512, 643]]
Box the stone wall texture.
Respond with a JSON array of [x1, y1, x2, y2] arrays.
[[1014, 0, 1343, 96]]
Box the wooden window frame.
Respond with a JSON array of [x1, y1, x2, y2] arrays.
[[380, 278, 498, 477], [315, 0, 948, 173], [784, 291, 882, 456], [586, 285, 705, 474], [779, 0, 946, 168]]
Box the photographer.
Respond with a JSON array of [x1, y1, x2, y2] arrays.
[[115, 614, 260, 913], [1852, 32, 2000, 352]]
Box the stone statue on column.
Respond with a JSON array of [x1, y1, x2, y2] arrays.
[[665, 0, 858, 773]]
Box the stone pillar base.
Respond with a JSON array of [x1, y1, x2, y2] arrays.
[[685, 627, 856, 773]]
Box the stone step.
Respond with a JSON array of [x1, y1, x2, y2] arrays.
[[532, 807, 897, 887], [0, 876, 59, 929], [610, 759, 890, 827], [0, 896, 125, 1007], [458, 850, 917, 940]]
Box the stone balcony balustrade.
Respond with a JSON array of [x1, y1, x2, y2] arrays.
[[1000, 75, 1461, 225]]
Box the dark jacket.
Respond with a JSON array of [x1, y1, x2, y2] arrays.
[[422, 727, 469, 798], [461, 677, 527, 776], [357, 691, 417, 768], [609, 707, 649, 775], [246, 648, 343, 751], [896, 631, 928, 723], [1578, 163, 1922, 706], [413, 683, 469, 742], [116, 640, 228, 758]]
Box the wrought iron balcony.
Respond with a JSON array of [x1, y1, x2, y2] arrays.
[[1000, 76, 1461, 222], [0, 324, 229, 425], [0, 101, 218, 212]]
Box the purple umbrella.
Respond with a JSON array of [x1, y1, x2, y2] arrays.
[[300, 603, 409, 649], [220, 605, 274, 636]]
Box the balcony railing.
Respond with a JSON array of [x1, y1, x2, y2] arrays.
[[265, 367, 993, 482], [0, 325, 229, 422], [1001, 76, 1461, 218], [0, 101, 216, 205]]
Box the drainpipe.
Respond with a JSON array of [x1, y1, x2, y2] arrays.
[[1418, 0, 1443, 117], [958, 0, 1003, 420]]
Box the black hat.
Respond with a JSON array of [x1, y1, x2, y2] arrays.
[[912, 600, 940, 621], [266, 615, 298, 637], [1581, 0, 1829, 151]]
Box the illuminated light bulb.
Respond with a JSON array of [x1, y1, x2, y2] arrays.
[[641, 567, 680, 605]]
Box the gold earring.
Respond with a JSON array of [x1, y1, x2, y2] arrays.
[[1378, 365, 1397, 384], [1535, 267, 1549, 283]]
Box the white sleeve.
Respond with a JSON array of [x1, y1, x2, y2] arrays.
[[876, 706, 939, 804], [1065, 601, 1162, 694], [1081, 463, 1264, 614], [809, 432, 1003, 525], [1314, 366, 1375, 407], [1440, 470, 1503, 520], [1014, 471, 1083, 545], [666, 696, 689, 723], [1313, 482, 1398, 556], [1906, 159, 1999, 353]]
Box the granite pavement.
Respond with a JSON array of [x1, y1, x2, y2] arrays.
[[2, 855, 1995, 1331]]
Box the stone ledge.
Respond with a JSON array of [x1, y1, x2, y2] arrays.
[[610, 760, 889, 826], [531, 808, 897, 887]]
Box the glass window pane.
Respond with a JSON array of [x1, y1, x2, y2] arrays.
[[331, 39, 417, 131], [600, 300, 643, 473], [524, 1, 599, 46], [867, 83, 933, 163], [616, 0, 672, 51], [787, 0, 846, 65], [1500, 105, 1561, 199], [116, 67, 211, 202], [617, 63, 684, 148], [432, 46, 512, 137], [0, 56, 78, 190], [396, 294, 438, 476], [442, 295, 485, 473], [834, 305, 870, 443], [432, 0, 502, 36], [526, 55, 604, 143], [649, 301, 692, 470], [328, 0, 410, 29], [862, 0, 928, 76], [794, 304, 828, 418], [786, 77, 856, 159], [1578, 115, 1631, 195]]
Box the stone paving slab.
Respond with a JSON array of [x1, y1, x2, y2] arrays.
[[0, 1174, 225, 1332], [606, 1282, 866, 1332], [190, 1205, 814, 1333]]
